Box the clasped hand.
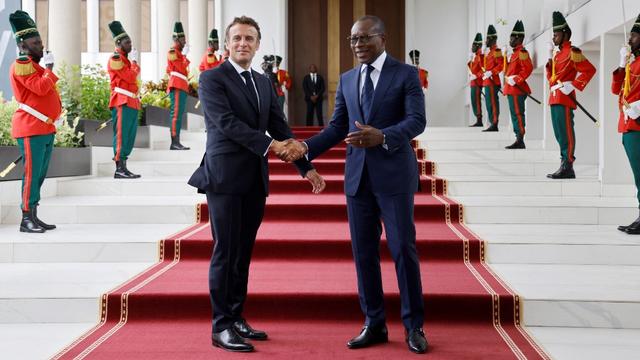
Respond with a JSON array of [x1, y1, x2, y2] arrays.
[[270, 139, 326, 193]]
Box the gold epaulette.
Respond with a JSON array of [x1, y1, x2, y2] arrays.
[[495, 49, 503, 57], [207, 53, 217, 64], [109, 54, 123, 70], [570, 47, 585, 62], [168, 49, 177, 61], [519, 49, 529, 61], [14, 58, 35, 76]]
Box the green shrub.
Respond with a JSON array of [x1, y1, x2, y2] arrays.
[[54, 116, 83, 148], [0, 98, 18, 146], [56, 64, 81, 119], [80, 64, 112, 121]]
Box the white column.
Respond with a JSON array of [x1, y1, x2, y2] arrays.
[[188, 0, 208, 73], [599, 33, 633, 188], [114, 0, 141, 52], [86, 0, 99, 64], [526, 72, 544, 140], [154, 0, 180, 80], [48, 0, 81, 67]]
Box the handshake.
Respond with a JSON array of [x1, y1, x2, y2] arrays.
[[270, 138, 307, 162]]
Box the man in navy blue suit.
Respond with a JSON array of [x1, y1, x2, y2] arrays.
[[285, 15, 428, 354], [188, 16, 325, 353]]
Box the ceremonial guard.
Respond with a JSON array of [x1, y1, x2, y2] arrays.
[[481, 25, 503, 132], [199, 29, 222, 72], [107, 21, 141, 179], [409, 50, 429, 90], [274, 55, 291, 113], [9, 10, 60, 233], [545, 11, 596, 179], [503, 20, 533, 149], [613, 14, 640, 234], [468, 33, 484, 127], [166, 22, 190, 150]]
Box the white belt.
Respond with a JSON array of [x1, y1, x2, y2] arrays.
[[114, 87, 137, 98], [550, 81, 572, 93], [170, 71, 188, 81], [18, 103, 50, 123]]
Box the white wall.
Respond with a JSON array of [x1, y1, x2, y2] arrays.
[[407, 0, 469, 127]]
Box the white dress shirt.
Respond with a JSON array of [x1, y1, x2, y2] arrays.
[[359, 51, 387, 104], [228, 58, 260, 109]]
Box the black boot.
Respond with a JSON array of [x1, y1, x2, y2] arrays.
[[505, 135, 526, 149], [33, 204, 56, 230], [469, 117, 483, 127], [170, 136, 190, 150], [121, 159, 141, 179], [546, 160, 576, 179], [114, 160, 137, 179], [622, 209, 640, 234], [20, 209, 45, 233], [482, 123, 499, 132]]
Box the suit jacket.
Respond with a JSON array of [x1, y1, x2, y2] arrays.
[[305, 55, 426, 196], [302, 73, 325, 101], [188, 60, 313, 195]]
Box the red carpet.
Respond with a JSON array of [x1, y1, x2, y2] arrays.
[[52, 128, 550, 359]]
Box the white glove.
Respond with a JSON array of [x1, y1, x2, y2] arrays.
[[483, 70, 492, 80], [54, 118, 64, 129], [129, 48, 139, 62], [42, 51, 54, 66], [468, 74, 477, 81], [625, 104, 640, 120], [559, 81, 575, 95], [506, 75, 516, 86], [546, 42, 555, 59], [620, 46, 630, 68], [181, 44, 190, 56]]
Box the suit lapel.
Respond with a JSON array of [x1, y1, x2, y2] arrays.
[[222, 61, 260, 114], [346, 67, 365, 123], [368, 56, 398, 122], [254, 70, 270, 121]]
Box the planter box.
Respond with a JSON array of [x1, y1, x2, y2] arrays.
[[143, 105, 188, 129], [0, 146, 91, 182], [78, 119, 150, 148]]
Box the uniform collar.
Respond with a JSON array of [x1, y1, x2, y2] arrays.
[[561, 41, 572, 50]]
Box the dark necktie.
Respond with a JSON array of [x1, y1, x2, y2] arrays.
[[361, 64, 374, 122], [240, 70, 259, 110]]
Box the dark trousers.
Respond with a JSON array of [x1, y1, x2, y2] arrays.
[[305, 99, 324, 126], [345, 166, 424, 330], [207, 180, 266, 333]]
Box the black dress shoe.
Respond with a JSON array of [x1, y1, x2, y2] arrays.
[[212, 328, 254, 352], [19, 209, 45, 233], [469, 119, 483, 127], [347, 325, 388, 349], [406, 328, 428, 354], [626, 222, 640, 235], [547, 161, 575, 179], [482, 124, 499, 132], [233, 319, 268, 340], [505, 137, 526, 149], [33, 205, 56, 230]]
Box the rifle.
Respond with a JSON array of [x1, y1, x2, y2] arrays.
[[556, 80, 599, 126]]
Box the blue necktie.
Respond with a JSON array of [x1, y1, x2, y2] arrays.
[[361, 64, 374, 122]]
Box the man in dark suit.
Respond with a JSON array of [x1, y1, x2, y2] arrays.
[[284, 15, 428, 354], [188, 16, 325, 353], [302, 64, 325, 126]]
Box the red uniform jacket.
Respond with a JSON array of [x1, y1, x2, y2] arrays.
[[545, 41, 596, 108], [612, 56, 640, 133], [276, 68, 291, 97], [418, 67, 428, 90], [468, 50, 484, 88], [10, 57, 61, 139], [503, 45, 533, 96], [108, 48, 141, 110], [199, 48, 222, 72], [166, 47, 190, 92], [482, 45, 504, 87]]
